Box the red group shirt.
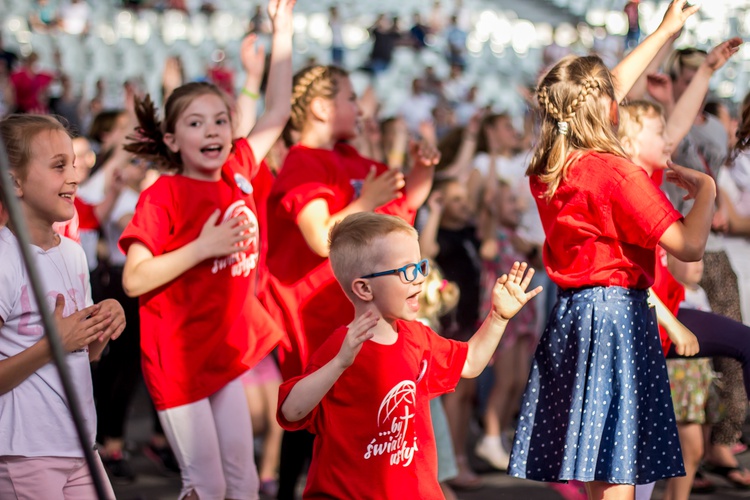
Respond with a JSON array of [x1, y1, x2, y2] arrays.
[[264, 143, 415, 379], [532, 151, 682, 290], [277, 320, 468, 500], [119, 139, 282, 410]]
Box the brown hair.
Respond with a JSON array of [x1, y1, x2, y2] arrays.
[[732, 92, 750, 158], [329, 212, 418, 294], [88, 109, 126, 144], [617, 100, 664, 158], [476, 113, 510, 153], [289, 65, 349, 131], [125, 82, 234, 171], [0, 114, 68, 180], [528, 55, 626, 200]]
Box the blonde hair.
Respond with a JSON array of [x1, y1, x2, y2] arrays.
[[329, 213, 418, 295], [418, 260, 459, 331], [0, 114, 68, 180], [618, 100, 664, 158], [666, 48, 707, 81], [528, 55, 627, 200], [290, 65, 349, 132]]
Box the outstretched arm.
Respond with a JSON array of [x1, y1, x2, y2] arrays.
[[246, 0, 295, 165], [234, 34, 266, 139]]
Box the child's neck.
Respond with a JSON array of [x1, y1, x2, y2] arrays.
[[9, 214, 59, 250], [354, 304, 399, 345], [300, 127, 337, 151]]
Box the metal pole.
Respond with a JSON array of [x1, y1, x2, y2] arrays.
[[0, 135, 109, 499]]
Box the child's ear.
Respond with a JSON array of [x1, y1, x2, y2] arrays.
[[309, 96, 332, 123], [620, 136, 635, 157], [352, 278, 373, 302], [163, 133, 179, 154], [610, 99, 619, 128], [9, 173, 22, 197]]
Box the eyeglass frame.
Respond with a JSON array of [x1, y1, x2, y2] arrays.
[[360, 259, 430, 283]]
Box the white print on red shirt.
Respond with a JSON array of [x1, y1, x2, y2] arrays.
[[210, 200, 259, 278], [364, 380, 419, 467]]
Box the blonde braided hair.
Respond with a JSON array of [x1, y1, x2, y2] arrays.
[[528, 55, 626, 200], [290, 65, 349, 131]]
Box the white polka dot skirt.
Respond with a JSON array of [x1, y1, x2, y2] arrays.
[[508, 286, 685, 485]]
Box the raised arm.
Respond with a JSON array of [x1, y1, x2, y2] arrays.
[[234, 34, 266, 139], [404, 140, 439, 210], [246, 0, 295, 165], [281, 313, 378, 422], [611, 0, 699, 103], [666, 38, 741, 145]]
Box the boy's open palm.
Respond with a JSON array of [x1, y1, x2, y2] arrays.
[[491, 262, 543, 321], [336, 312, 378, 369]]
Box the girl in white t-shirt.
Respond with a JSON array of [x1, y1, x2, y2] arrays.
[[0, 114, 125, 498]]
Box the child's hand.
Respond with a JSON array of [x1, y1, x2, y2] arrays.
[[426, 190, 444, 214], [335, 311, 378, 369], [646, 73, 673, 106], [704, 37, 742, 73], [360, 167, 405, 209], [54, 296, 110, 352], [240, 33, 266, 82], [667, 321, 700, 356], [418, 120, 438, 147], [657, 0, 700, 37], [410, 140, 441, 169], [490, 262, 543, 321], [93, 299, 126, 343], [665, 161, 716, 201], [196, 209, 255, 259], [267, 0, 296, 35]]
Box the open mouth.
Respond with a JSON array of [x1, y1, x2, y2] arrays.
[[200, 145, 223, 156], [406, 290, 422, 311], [59, 193, 75, 202]]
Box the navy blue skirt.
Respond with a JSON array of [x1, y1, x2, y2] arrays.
[[508, 286, 684, 485]]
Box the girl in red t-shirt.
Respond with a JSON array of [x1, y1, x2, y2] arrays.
[[507, 2, 717, 498], [264, 64, 439, 498], [119, 1, 294, 498]]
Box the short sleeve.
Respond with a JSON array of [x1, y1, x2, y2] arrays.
[[610, 169, 682, 249], [233, 138, 260, 179], [118, 181, 173, 256], [274, 150, 336, 221], [419, 323, 468, 398]]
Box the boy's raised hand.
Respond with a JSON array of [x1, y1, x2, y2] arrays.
[[658, 0, 700, 37], [335, 311, 378, 369], [490, 262, 543, 322]]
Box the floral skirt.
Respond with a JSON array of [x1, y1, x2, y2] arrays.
[[508, 286, 685, 485]]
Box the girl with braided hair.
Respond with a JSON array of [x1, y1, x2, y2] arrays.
[[118, 0, 294, 498], [508, 1, 718, 498], [263, 64, 439, 498]]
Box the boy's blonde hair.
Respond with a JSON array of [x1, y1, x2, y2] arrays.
[[618, 100, 665, 158], [329, 213, 418, 295], [528, 55, 627, 200]]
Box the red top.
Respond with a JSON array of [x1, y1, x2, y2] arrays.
[[277, 320, 468, 500], [652, 246, 685, 355], [10, 68, 54, 114], [119, 139, 282, 410], [263, 143, 415, 380], [532, 151, 682, 290], [252, 160, 275, 295]]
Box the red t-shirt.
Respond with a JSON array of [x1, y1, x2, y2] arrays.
[[10, 68, 54, 114], [532, 151, 682, 290], [119, 139, 282, 410], [252, 160, 275, 294], [277, 320, 468, 500], [264, 143, 415, 379]]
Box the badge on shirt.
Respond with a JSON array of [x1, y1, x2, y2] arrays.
[[234, 173, 254, 194]]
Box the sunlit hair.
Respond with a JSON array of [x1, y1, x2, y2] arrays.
[[125, 82, 234, 172], [665, 48, 707, 81], [0, 114, 68, 180], [329, 213, 418, 296], [476, 113, 511, 153], [731, 91, 750, 158], [417, 260, 459, 332], [289, 65, 349, 132], [617, 100, 664, 158], [528, 55, 626, 200]]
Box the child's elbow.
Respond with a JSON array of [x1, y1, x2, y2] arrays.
[[121, 274, 141, 298]]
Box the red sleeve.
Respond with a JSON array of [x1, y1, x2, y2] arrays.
[[276, 327, 346, 432], [233, 137, 260, 179], [118, 181, 173, 256], [274, 149, 337, 221], [610, 169, 682, 249], [74, 198, 100, 230], [410, 322, 468, 398]]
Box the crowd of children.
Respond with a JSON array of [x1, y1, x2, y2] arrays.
[[3, 0, 750, 499]]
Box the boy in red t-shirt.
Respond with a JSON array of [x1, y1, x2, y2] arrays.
[[277, 212, 541, 499]]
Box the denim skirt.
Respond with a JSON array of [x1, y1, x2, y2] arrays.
[[508, 286, 685, 485]]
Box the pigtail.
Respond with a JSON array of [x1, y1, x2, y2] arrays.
[[125, 94, 177, 171]]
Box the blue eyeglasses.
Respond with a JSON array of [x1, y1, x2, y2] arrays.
[[360, 259, 430, 283]]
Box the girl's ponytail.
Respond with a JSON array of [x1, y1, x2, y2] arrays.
[[124, 94, 176, 171]]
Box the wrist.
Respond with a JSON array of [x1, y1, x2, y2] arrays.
[[241, 87, 260, 100], [489, 309, 512, 324]]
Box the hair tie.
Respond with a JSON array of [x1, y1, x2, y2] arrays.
[[557, 121, 569, 136]]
